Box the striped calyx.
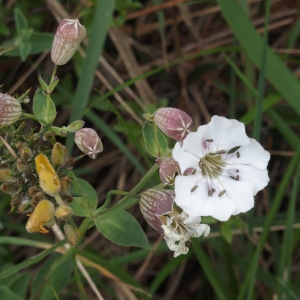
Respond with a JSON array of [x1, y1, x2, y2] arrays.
[[154, 107, 193, 141], [0, 93, 22, 127], [51, 19, 86, 66], [139, 189, 174, 234]]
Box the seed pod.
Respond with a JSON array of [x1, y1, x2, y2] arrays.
[[51, 19, 86, 66], [0, 93, 22, 127]]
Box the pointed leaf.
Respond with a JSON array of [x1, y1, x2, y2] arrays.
[[33, 88, 56, 125], [70, 178, 98, 217], [95, 209, 150, 248]]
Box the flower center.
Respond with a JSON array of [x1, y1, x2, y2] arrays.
[[199, 153, 226, 178]]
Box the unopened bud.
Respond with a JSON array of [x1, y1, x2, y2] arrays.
[[55, 205, 73, 220], [156, 157, 180, 185], [139, 189, 174, 234], [0, 168, 16, 182], [60, 176, 71, 195], [51, 142, 68, 167], [16, 158, 29, 173], [64, 223, 77, 246], [67, 120, 85, 132], [75, 128, 103, 159], [154, 107, 193, 141], [0, 93, 22, 127], [1, 182, 20, 195], [51, 19, 86, 66]]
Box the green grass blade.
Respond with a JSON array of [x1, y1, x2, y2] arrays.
[[193, 242, 231, 300], [66, 0, 115, 151], [0, 240, 65, 279], [277, 162, 300, 298], [253, 0, 271, 141], [86, 110, 146, 175], [237, 150, 300, 300], [217, 0, 300, 117], [267, 109, 300, 150]]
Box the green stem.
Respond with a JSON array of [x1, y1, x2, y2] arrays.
[[78, 163, 159, 235]]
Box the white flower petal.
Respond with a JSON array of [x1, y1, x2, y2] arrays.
[[202, 193, 236, 221], [174, 175, 208, 217], [228, 138, 270, 169], [173, 142, 200, 173], [203, 116, 250, 152], [221, 176, 255, 215], [231, 164, 269, 194]]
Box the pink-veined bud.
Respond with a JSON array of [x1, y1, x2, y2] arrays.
[[139, 189, 174, 234], [75, 128, 103, 159], [0, 93, 22, 127], [156, 157, 180, 185], [51, 19, 86, 66], [154, 107, 193, 141]]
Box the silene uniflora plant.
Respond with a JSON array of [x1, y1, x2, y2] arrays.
[[0, 19, 270, 258]]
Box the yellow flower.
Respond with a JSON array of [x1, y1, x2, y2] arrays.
[[35, 153, 61, 195], [26, 200, 55, 234]]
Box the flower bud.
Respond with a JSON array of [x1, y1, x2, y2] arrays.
[[55, 205, 73, 220], [67, 120, 85, 132], [60, 176, 71, 195], [16, 158, 29, 173], [154, 107, 193, 141], [20, 147, 33, 161], [35, 153, 61, 195], [51, 19, 86, 65], [26, 199, 55, 233], [0, 93, 22, 127], [0, 168, 16, 182], [139, 189, 174, 234], [1, 182, 20, 195], [75, 128, 103, 159], [156, 157, 180, 185], [51, 142, 68, 167], [64, 223, 77, 246]]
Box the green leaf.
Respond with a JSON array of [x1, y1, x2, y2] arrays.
[[14, 8, 28, 34], [70, 178, 98, 217], [95, 209, 150, 248], [0, 241, 64, 280], [0, 286, 23, 300], [33, 88, 56, 125], [38, 252, 73, 300], [19, 42, 31, 61], [5, 32, 53, 57], [142, 122, 168, 158]]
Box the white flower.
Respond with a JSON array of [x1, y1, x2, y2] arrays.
[[162, 210, 210, 257], [172, 115, 270, 221]]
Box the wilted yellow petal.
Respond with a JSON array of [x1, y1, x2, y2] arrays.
[[35, 154, 61, 195], [26, 200, 55, 234]]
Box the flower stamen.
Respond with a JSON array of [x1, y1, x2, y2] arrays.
[[218, 189, 226, 197]]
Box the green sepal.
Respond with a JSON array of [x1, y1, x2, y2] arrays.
[[142, 122, 168, 158]]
